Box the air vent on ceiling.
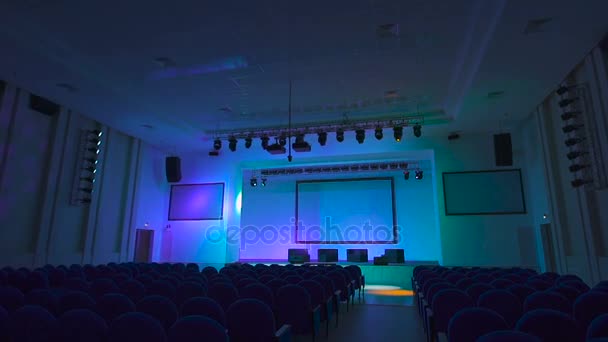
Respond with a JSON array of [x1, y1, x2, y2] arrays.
[[487, 91, 505, 99], [141, 124, 155, 129], [376, 24, 400, 38], [29, 94, 60, 116], [523, 18, 553, 35], [154, 57, 176, 68], [219, 106, 233, 113], [56, 83, 78, 92]]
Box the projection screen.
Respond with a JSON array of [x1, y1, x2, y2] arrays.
[[442, 169, 526, 215], [168, 183, 225, 220], [295, 177, 397, 244]]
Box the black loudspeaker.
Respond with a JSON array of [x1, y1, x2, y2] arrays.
[[384, 249, 405, 263], [318, 249, 338, 262], [165, 156, 182, 183], [494, 133, 513, 166], [346, 249, 368, 263], [288, 249, 310, 264]]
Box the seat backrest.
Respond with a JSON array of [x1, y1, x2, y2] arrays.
[[447, 307, 508, 342], [58, 290, 96, 315], [573, 291, 608, 331], [109, 312, 167, 342], [477, 289, 522, 328], [516, 309, 584, 342], [587, 313, 608, 340], [175, 282, 207, 306], [506, 284, 536, 304], [298, 280, 325, 307], [465, 283, 494, 303], [226, 299, 276, 342], [276, 284, 312, 334], [96, 293, 135, 323], [56, 308, 108, 342], [477, 330, 541, 342], [137, 295, 179, 331], [523, 291, 571, 314], [208, 283, 239, 311], [180, 297, 225, 326], [431, 289, 474, 333], [169, 315, 227, 342], [239, 283, 274, 308], [8, 305, 56, 342]]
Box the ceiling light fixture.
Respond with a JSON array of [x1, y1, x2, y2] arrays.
[[336, 129, 345, 143], [245, 136, 252, 149], [318, 132, 327, 146], [228, 136, 237, 152], [375, 126, 383, 140], [413, 124, 422, 138], [261, 135, 269, 150], [415, 170, 423, 180], [213, 139, 222, 150], [355, 129, 365, 144], [393, 126, 403, 142]]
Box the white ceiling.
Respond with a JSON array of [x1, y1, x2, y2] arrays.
[[0, 0, 606, 150]]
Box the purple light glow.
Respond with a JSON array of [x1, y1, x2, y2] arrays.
[[150, 56, 248, 80]]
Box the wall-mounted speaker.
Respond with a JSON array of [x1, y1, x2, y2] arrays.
[[346, 249, 368, 263], [165, 156, 182, 183], [494, 133, 513, 167]]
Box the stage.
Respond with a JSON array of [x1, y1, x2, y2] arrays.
[[233, 259, 439, 290]]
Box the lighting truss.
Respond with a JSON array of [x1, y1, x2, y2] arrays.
[[257, 161, 421, 177], [210, 114, 427, 140]]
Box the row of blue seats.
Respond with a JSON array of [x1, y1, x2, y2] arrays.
[[0, 262, 365, 341], [412, 266, 608, 341]]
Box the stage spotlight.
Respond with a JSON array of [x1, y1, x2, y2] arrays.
[[562, 124, 583, 133], [84, 157, 98, 164], [556, 86, 569, 96], [228, 136, 237, 152], [89, 130, 103, 137], [415, 170, 423, 180], [261, 178, 267, 186], [79, 187, 94, 194], [318, 132, 327, 146], [413, 124, 422, 138], [279, 134, 287, 146], [245, 136, 252, 149], [336, 129, 344, 142], [403, 171, 410, 180], [561, 111, 581, 121], [375, 126, 383, 140], [86, 147, 100, 154], [571, 179, 593, 187], [83, 166, 96, 173], [569, 164, 590, 172], [80, 176, 95, 183], [559, 98, 578, 108], [88, 137, 101, 146], [393, 126, 403, 142], [565, 137, 585, 147], [213, 139, 222, 150], [250, 177, 258, 187], [261, 135, 269, 150], [355, 129, 365, 144], [567, 151, 588, 160]]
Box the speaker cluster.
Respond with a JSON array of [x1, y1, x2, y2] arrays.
[[71, 129, 103, 205], [556, 85, 593, 188]]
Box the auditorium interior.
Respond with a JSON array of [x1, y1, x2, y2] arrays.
[[1, 1, 608, 341]]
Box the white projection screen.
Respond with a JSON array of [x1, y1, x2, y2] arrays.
[[442, 169, 526, 215], [168, 183, 225, 220], [296, 178, 397, 244]]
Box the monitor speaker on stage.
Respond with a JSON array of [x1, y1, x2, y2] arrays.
[[384, 249, 405, 263], [346, 249, 368, 262], [318, 249, 338, 262], [288, 249, 310, 264]]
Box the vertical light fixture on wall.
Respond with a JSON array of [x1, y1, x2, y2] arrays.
[[71, 128, 103, 205], [556, 84, 593, 188]]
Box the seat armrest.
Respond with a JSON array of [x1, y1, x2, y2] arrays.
[[311, 305, 322, 335], [275, 324, 291, 342]]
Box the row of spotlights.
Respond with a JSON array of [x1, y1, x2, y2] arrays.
[[250, 177, 267, 187], [403, 170, 424, 180], [213, 125, 421, 151]]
